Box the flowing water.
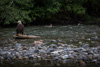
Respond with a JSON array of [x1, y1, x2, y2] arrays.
[[0, 25, 100, 67]]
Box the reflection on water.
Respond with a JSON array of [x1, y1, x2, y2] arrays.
[[0, 25, 100, 67]]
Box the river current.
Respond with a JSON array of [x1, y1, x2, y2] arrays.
[[0, 25, 100, 67]]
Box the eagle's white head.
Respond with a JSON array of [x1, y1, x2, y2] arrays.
[[18, 20, 22, 24]]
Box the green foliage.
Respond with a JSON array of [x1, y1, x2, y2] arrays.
[[66, 4, 85, 15], [0, 0, 32, 25], [61, 0, 86, 15], [31, 0, 61, 20], [0, 0, 100, 25]]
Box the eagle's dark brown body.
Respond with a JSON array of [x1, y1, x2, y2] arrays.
[[16, 23, 24, 35]]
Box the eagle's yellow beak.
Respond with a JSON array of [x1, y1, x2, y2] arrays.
[[17, 20, 22, 24]]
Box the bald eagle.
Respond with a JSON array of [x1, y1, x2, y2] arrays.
[[16, 20, 24, 35]]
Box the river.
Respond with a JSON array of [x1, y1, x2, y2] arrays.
[[0, 25, 100, 67]]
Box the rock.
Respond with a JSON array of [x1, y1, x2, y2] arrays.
[[6, 52, 12, 59], [51, 51, 59, 56], [0, 51, 8, 55], [51, 50, 63, 54], [92, 48, 98, 53], [61, 55, 69, 59], [97, 55, 100, 63], [34, 49, 39, 53], [57, 46, 63, 49], [0, 48, 2, 51], [97, 46, 100, 50], [92, 59, 97, 63], [66, 47, 72, 51], [51, 40, 57, 42], [79, 42, 82, 44], [46, 48, 54, 53], [15, 43, 22, 47], [23, 46, 27, 50], [0, 41, 100, 65], [74, 48, 80, 52], [33, 40, 43, 45], [91, 36, 99, 40], [82, 44, 89, 48], [50, 44, 57, 48], [68, 54, 75, 59], [29, 55, 35, 59]]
